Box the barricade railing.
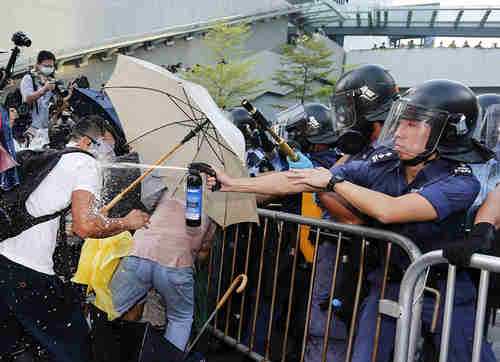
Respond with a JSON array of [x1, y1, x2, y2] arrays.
[[393, 250, 500, 362], [206, 208, 422, 362]]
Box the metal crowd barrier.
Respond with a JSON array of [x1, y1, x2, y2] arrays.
[[206, 208, 422, 362], [393, 250, 500, 362]]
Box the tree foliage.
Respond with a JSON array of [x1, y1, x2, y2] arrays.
[[272, 34, 336, 105], [180, 22, 265, 108]]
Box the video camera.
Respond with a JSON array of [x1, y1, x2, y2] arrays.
[[0, 32, 32, 89], [11, 32, 31, 48]]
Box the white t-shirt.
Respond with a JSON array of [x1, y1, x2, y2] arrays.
[[0, 152, 99, 275]]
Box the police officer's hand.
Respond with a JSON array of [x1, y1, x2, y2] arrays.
[[207, 167, 232, 192], [443, 222, 496, 267], [123, 210, 151, 230], [287, 151, 313, 169], [289, 167, 333, 190]]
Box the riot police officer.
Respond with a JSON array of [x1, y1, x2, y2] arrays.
[[332, 64, 399, 159], [229, 107, 283, 177], [465, 93, 500, 226], [207, 79, 496, 362], [307, 79, 496, 362], [305, 66, 399, 362]]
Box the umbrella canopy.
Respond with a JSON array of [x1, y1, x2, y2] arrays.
[[69, 88, 128, 155], [105, 55, 257, 228]]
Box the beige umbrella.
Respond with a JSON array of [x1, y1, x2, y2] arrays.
[[104, 55, 258, 228]]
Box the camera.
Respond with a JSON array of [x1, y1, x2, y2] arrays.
[[11, 32, 31, 47], [72, 75, 90, 89]]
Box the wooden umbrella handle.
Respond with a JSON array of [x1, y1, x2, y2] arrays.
[[103, 142, 184, 213], [216, 274, 248, 311]]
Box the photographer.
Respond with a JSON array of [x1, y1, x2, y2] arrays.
[[3, 91, 33, 151], [20, 50, 56, 129]]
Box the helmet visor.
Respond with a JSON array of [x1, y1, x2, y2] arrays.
[[332, 90, 357, 132], [483, 104, 500, 152], [378, 99, 449, 158]]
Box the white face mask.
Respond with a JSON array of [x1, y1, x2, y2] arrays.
[[89, 139, 116, 161], [39, 66, 54, 75]]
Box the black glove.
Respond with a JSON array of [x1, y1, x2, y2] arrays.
[[443, 222, 496, 267]]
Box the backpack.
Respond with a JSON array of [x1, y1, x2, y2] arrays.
[[0, 148, 93, 241], [4, 73, 38, 115]]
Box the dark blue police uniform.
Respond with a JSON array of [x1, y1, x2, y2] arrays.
[[306, 144, 379, 362], [329, 147, 496, 362]]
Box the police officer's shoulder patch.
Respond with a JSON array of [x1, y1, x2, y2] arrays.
[[371, 150, 397, 164], [452, 163, 473, 176]]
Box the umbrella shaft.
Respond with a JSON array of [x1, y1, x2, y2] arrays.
[[184, 309, 218, 358]]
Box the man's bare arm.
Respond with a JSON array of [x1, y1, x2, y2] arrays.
[[475, 185, 500, 229], [71, 190, 150, 239]]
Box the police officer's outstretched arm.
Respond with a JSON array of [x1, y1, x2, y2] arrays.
[[71, 190, 150, 239], [206, 167, 325, 195]]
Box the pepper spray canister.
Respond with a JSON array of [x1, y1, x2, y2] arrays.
[[186, 169, 203, 226]]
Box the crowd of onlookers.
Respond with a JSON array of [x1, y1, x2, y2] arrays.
[[372, 39, 499, 49]]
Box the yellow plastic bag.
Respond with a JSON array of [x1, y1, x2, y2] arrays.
[[72, 231, 134, 320]]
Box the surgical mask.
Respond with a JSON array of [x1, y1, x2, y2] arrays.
[[89, 139, 116, 160], [39, 66, 54, 75]]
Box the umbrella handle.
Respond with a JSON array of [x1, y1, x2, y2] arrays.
[[216, 274, 248, 311], [103, 142, 183, 213]]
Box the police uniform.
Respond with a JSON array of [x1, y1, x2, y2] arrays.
[[306, 144, 378, 362], [329, 148, 496, 362]]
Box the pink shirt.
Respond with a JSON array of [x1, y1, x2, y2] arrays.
[[130, 195, 215, 268]]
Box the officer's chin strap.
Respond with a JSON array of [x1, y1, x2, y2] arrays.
[[401, 151, 438, 167]]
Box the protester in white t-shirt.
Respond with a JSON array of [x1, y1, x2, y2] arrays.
[[0, 117, 150, 362]]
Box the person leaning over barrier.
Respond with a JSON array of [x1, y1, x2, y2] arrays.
[[0, 118, 150, 362], [206, 80, 496, 362]]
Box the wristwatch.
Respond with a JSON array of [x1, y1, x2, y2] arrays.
[[327, 175, 345, 192]]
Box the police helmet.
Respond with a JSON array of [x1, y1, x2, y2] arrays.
[[475, 94, 500, 142], [229, 107, 257, 131], [379, 79, 493, 164], [332, 64, 398, 154], [229, 107, 259, 149], [285, 103, 335, 149]]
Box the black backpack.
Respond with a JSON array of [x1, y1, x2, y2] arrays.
[[3, 73, 38, 115], [0, 148, 93, 241]]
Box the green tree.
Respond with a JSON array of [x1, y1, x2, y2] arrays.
[[272, 34, 336, 106], [180, 22, 265, 108]]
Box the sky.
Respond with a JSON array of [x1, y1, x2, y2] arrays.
[[390, 0, 500, 47]]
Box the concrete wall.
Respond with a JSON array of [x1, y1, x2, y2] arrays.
[[345, 47, 500, 89], [0, 0, 289, 64], [54, 18, 289, 89]]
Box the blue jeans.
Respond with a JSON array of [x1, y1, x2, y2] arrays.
[[109, 256, 194, 350]]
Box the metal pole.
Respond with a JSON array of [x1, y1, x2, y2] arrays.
[[238, 223, 254, 344], [281, 225, 302, 362], [439, 265, 456, 362], [371, 242, 392, 362], [225, 225, 240, 336], [214, 229, 228, 330], [345, 238, 367, 362], [321, 232, 343, 362], [300, 227, 322, 362], [265, 221, 285, 360], [250, 218, 269, 353], [472, 270, 490, 362]]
